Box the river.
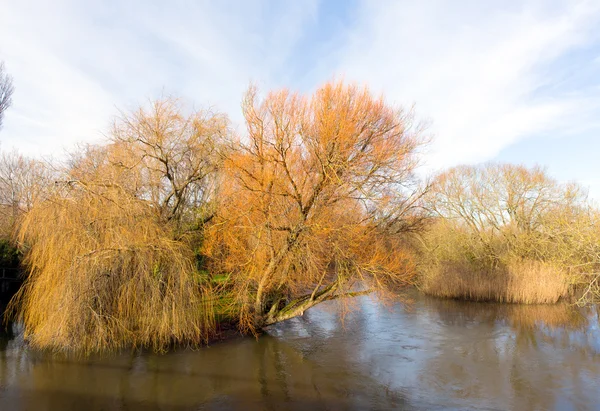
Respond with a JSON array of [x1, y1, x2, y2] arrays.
[[0, 291, 599, 410]]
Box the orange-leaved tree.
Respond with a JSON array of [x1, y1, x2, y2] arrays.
[[203, 81, 427, 332]]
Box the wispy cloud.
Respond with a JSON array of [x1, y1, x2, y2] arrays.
[[0, 0, 319, 156], [330, 0, 600, 171]]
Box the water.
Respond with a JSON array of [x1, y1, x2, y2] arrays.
[[0, 292, 599, 410]]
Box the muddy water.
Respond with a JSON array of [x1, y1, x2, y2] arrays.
[[0, 292, 599, 410]]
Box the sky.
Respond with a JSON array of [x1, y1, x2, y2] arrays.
[[1, 0, 599, 197]]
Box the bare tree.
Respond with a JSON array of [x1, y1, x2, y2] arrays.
[[203, 81, 427, 331], [0, 151, 53, 237], [0, 62, 14, 130], [419, 163, 600, 304], [91, 97, 228, 230]]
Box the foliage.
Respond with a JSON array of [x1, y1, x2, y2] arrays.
[[10, 179, 216, 353], [419, 163, 600, 303], [11, 81, 600, 354], [0, 238, 20, 268], [202, 81, 427, 332], [7, 98, 228, 353]]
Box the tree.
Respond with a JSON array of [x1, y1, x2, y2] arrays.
[[0, 61, 14, 130], [426, 163, 590, 263], [0, 150, 53, 272], [12, 179, 215, 352], [419, 163, 600, 303], [203, 81, 427, 332], [10, 84, 428, 352], [0, 151, 53, 237], [107, 97, 229, 231], [9, 99, 229, 352]]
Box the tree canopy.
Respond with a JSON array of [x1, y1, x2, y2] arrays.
[[5, 80, 599, 354], [418, 163, 600, 304]]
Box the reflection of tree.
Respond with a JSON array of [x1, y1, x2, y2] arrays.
[[0, 323, 416, 410], [420, 296, 599, 410], [2, 295, 596, 410], [425, 297, 588, 330]]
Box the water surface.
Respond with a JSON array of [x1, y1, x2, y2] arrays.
[[0, 292, 599, 410]]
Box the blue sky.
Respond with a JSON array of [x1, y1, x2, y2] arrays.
[[1, 0, 600, 197]]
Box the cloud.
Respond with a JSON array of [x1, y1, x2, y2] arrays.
[[329, 0, 600, 171], [0, 0, 319, 157], [1, 0, 599, 195]]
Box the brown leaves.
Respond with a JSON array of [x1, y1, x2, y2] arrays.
[[8, 98, 229, 353], [10, 81, 428, 350]]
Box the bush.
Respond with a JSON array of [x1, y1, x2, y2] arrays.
[[0, 238, 20, 268]]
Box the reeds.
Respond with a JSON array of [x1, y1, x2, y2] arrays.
[[420, 260, 568, 304], [419, 163, 600, 305]]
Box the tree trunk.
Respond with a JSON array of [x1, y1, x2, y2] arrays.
[[262, 283, 372, 326]]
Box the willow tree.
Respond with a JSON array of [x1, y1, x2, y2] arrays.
[[203, 81, 427, 332], [10, 98, 228, 352], [109, 98, 229, 230]]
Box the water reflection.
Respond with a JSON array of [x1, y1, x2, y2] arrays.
[[0, 292, 599, 410], [0, 326, 414, 410], [415, 299, 599, 410]]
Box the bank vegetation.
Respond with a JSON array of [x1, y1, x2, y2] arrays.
[[0, 79, 598, 353], [1, 81, 428, 352], [417, 164, 600, 304]]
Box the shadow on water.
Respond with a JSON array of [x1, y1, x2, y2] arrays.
[[0, 286, 18, 347], [0, 294, 417, 410], [0, 290, 599, 410], [0, 337, 416, 410]]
